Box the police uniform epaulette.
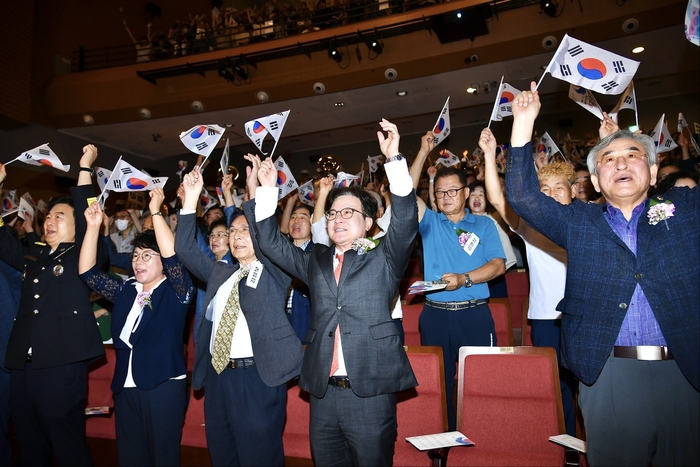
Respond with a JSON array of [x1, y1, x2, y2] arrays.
[[34, 241, 47, 246]]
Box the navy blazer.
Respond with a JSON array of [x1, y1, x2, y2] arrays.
[[506, 142, 699, 390], [174, 210, 303, 391], [249, 189, 419, 398], [80, 255, 194, 392]]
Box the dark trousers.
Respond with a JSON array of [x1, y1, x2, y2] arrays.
[[531, 318, 577, 436], [310, 386, 396, 466], [0, 368, 11, 467], [579, 355, 699, 466], [114, 378, 187, 466], [204, 361, 286, 466], [419, 302, 495, 430], [10, 361, 92, 467]]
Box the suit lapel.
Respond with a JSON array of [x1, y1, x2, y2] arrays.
[[321, 248, 337, 297], [338, 249, 358, 289]]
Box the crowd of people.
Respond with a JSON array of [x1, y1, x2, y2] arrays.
[[121, 0, 445, 63], [0, 94, 698, 466]]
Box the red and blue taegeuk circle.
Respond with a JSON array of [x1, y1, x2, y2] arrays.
[[576, 58, 607, 80], [191, 126, 208, 139], [126, 178, 148, 190], [499, 91, 515, 104]]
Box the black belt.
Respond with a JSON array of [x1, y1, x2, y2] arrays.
[[328, 376, 352, 389], [613, 346, 674, 361], [426, 298, 488, 311], [227, 357, 255, 369]]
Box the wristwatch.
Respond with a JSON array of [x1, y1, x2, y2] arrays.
[[463, 273, 473, 288], [385, 153, 405, 163], [79, 166, 94, 176]]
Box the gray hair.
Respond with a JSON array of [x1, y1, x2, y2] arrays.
[[586, 130, 657, 176]]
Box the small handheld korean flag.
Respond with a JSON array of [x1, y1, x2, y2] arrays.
[[435, 149, 460, 167], [6, 143, 70, 172], [220, 138, 230, 178], [274, 156, 298, 199], [1, 190, 18, 217], [21, 192, 36, 207], [608, 81, 637, 125], [489, 78, 521, 125], [297, 179, 315, 207], [106, 158, 168, 193], [245, 110, 290, 157], [432, 97, 451, 145], [176, 160, 188, 181], [678, 112, 700, 155], [179, 125, 225, 165], [536, 132, 562, 162], [540, 34, 639, 95], [199, 187, 217, 212], [367, 155, 384, 173], [95, 166, 112, 194], [568, 84, 604, 120], [18, 197, 35, 223], [649, 114, 678, 154], [334, 172, 360, 187]]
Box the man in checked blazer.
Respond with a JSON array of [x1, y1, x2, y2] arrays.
[[175, 168, 303, 466], [506, 82, 698, 467], [248, 119, 418, 466]]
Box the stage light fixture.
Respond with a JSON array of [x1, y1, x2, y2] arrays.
[[328, 38, 343, 63]]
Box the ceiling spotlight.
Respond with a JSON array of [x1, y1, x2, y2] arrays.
[[83, 114, 94, 125], [366, 29, 383, 57], [139, 108, 151, 119], [632, 46, 645, 54], [540, 0, 558, 17], [466, 84, 480, 94], [191, 101, 204, 111], [456, 12, 462, 19], [233, 63, 249, 81], [256, 91, 269, 104], [328, 38, 343, 63], [334, 102, 344, 107], [396, 91, 408, 97]]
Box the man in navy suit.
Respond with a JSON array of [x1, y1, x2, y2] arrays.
[[506, 82, 698, 466]]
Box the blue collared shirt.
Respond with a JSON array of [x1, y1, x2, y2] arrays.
[[603, 201, 666, 346]]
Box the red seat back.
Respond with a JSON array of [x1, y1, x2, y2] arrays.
[[488, 302, 513, 347], [402, 303, 423, 346], [283, 379, 312, 461], [86, 346, 116, 439], [504, 271, 529, 329]]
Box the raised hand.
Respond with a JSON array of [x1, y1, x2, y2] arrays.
[[427, 165, 437, 179], [478, 128, 498, 157], [182, 168, 203, 210], [511, 81, 541, 148], [598, 112, 620, 140], [84, 201, 104, 230], [149, 188, 165, 214], [317, 175, 334, 197], [79, 144, 99, 168], [244, 154, 262, 195], [258, 158, 277, 188], [420, 131, 435, 154], [0, 163, 6, 185], [221, 174, 234, 194], [377, 119, 400, 158]]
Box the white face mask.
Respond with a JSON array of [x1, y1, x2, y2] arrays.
[[115, 219, 130, 231]]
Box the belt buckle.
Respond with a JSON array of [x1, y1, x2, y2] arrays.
[[636, 346, 666, 361]]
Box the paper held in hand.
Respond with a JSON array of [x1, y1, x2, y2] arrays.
[[406, 431, 474, 451], [408, 280, 448, 295]]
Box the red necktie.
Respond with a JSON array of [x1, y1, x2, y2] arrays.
[[330, 253, 344, 375]]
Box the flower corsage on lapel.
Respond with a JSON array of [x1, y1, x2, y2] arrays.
[[647, 197, 675, 230], [351, 237, 378, 255], [137, 291, 153, 310]]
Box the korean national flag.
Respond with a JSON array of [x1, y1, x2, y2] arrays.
[[274, 156, 298, 199], [244, 110, 290, 156], [432, 97, 451, 145], [536, 132, 562, 162], [367, 154, 384, 173], [11, 143, 70, 172], [297, 179, 315, 207], [435, 149, 460, 167], [568, 84, 604, 120], [489, 79, 521, 122], [179, 125, 225, 158], [649, 114, 678, 154], [545, 34, 639, 95]]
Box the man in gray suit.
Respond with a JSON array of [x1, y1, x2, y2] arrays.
[[248, 119, 417, 466], [176, 168, 303, 466]]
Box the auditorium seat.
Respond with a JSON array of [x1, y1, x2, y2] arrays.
[[450, 346, 566, 466], [395, 346, 448, 466]]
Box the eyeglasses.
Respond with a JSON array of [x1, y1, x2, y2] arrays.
[[434, 187, 466, 199], [325, 207, 366, 221], [228, 226, 250, 236], [596, 152, 648, 167], [208, 232, 229, 239], [131, 252, 161, 262]]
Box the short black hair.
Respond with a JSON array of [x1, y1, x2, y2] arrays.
[[292, 203, 313, 217], [208, 217, 228, 235], [434, 167, 468, 188], [325, 186, 378, 220], [655, 170, 699, 195], [228, 210, 247, 229], [205, 205, 224, 217], [47, 196, 75, 221], [468, 180, 485, 192], [132, 230, 160, 255]]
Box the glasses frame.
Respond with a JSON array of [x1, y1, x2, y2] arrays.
[[595, 152, 648, 168], [324, 207, 366, 221], [131, 251, 161, 262], [208, 231, 230, 239], [434, 187, 467, 199]]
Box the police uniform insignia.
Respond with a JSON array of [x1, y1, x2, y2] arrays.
[[53, 264, 64, 276]]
